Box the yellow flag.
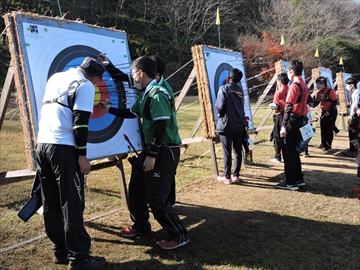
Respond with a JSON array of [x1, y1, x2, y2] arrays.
[[339, 57, 344, 65], [280, 35, 285, 46], [216, 7, 220, 25], [314, 48, 320, 58]]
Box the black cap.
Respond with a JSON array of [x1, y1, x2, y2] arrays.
[[80, 57, 105, 80]]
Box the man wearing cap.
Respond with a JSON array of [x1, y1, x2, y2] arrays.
[[36, 57, 107, 269]]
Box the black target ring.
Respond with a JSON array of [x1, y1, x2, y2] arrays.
[[47, 45, 125, 144]]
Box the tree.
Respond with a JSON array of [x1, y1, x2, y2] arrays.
[[258, 0, 360, 74]]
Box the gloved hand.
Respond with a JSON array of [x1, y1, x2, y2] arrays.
[[270, 103, 279, 110]]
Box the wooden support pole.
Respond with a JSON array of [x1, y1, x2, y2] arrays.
[[175, 67, 196, 111], [0, 67, 15, 130], [254, 108, 274, 139], [180, 115, 203, 154], [209, 139, 219, 177], [116, 160, 129, 209], [251, 74, 277, 117]]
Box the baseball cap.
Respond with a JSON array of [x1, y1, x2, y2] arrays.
[[80, 57, 105, 80]]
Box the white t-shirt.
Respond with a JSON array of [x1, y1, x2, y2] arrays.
[[37, 68, 95, 146], [349, 88, 360, 119]]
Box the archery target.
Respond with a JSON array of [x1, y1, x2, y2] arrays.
[[202, 47, 254, 130], [47, 45, 126, 144], [280, 61, 306, 82], [14, 13, 142, 161], [319, 69, 334, 89]]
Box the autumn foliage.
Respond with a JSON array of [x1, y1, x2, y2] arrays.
[[241, 32, 312, 96]]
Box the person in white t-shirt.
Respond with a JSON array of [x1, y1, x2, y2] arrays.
[[342, 77, 359, 157], [36, 57, 107, 269]]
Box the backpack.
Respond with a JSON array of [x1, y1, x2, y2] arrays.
[[42, 79, 87, 111], [142, 87, 174, 120]]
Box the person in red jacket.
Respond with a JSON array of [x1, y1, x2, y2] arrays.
[[311, 76, 338, 152], [269, 72, 289, 163], [278, 59, 309, 191]]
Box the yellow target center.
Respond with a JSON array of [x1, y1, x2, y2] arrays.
[[94, 84, 100, 106]]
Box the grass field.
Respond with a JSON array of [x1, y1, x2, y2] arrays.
[[0, 99, 359, 270]]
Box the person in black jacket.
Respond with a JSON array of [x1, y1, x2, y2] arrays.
[[215, 68, 247, 184]]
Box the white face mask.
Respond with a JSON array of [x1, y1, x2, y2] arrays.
[[346, 85, 352, 91], [131, 70, 142, 90], [133, 80, 142, 90]]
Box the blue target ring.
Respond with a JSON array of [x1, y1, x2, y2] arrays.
[[47, 45, 126, 143], [214, 63, 233, 96]]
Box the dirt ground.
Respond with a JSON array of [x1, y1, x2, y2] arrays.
[[1, 129, 360, 269]]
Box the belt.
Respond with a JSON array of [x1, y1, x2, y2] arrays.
[[274, 112, 284, 116]]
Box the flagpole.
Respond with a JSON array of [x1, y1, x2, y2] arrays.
[[216, 8, 221, 48], [57, 0, 63, 17]]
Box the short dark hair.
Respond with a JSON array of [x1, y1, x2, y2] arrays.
[[288, 59, 303, 76], [315, 76, 327, 87], [150, 55, 166, 76], [229, 68, 243, 83], [277, 72, 289, 85], [132, 56, 156, 79], [345, 77, 357, 87]]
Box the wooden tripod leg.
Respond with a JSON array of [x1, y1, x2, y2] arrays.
[[0, 67, 15, 130], [116, 160, 129, 209]]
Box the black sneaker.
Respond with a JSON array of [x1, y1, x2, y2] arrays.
[[296, 180, 306, 187], [342, 150, 356, 157], [69, 256, 106, 270], [277, 182, 299, 191]]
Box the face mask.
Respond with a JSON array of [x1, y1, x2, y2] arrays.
[[133, 80, 142, 90], [316, 84, 322, 90], [346, 85, 351, 91]]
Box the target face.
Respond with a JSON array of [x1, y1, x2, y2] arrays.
[[47, 45, 126, 144], [202, 47, 254, 130], [15, 14, 142, 160], [318, 68, 334, 90]]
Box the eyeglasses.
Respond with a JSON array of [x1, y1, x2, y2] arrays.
[[132, 70, 140, 76]]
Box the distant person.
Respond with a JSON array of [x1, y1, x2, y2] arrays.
[[269, 72, 289, 163], [36, 57, 106, 269], [215, 68, 247, 184], [150, 55, 176, 207], [312, 76, 338, 152], [353, 106, 360, 197], [278, 59, 309, 190], [342, 77, 359, 157], [100, 56, 189, 250]]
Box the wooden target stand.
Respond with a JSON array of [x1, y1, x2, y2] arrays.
[[251, 60, 289, 137]]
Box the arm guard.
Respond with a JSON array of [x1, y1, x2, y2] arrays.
[[108, 108, 136, 118], [73, 110, 91, 156], [282, 103, 294, 128]]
